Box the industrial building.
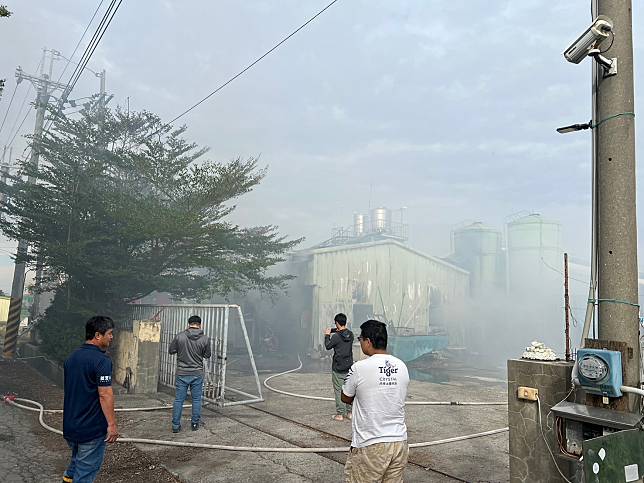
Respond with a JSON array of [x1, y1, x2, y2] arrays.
[[270, 208, 470, 356]]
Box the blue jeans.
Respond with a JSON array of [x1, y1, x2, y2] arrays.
[[64, 435, 106, 483], [172, 374, 204, 429]]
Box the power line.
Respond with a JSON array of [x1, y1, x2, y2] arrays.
[[6, 106, 33, 147], [160, 0, 341, 131], [64, 0, 122, 99], [22, 0, 120, 162], [3, 59, 41, 147], [55, 0, 106, 87], [0, 82, 19, 138], [540, 257, 590, 286]]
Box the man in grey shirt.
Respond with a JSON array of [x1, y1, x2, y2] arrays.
[[169, 315, 212, 432]]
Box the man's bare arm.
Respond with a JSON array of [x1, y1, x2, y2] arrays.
[[98, 386, 119, 443]]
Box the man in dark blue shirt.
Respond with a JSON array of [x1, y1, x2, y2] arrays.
[[62, 316, 119, 483]]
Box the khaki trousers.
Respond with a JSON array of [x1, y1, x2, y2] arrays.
[[344, 441, 409, 483]]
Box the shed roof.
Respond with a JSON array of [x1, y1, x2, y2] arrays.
[[301, 239, 469, 275]]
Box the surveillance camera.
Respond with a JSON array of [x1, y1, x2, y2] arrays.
[[563, 16, 613, 64]]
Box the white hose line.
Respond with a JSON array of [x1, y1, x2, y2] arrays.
[[263, 357, 508, 406], [9, 402, 199, 414], [5, 396, 508, 453]]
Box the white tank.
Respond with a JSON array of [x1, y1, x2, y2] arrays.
[[507, 213, 562, 295], [452, 222, 503, 295]]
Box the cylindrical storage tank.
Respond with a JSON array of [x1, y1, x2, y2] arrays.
[[353, 213, 366, 237], [507, 213, 562, 296], [452, 222, 503, 295], [370, 207, 391, 233]]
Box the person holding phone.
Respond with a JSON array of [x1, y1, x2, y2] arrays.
[[324, 313, 354, 421]]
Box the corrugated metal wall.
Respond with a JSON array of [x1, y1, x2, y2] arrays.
[[307, 241, 469, 347]]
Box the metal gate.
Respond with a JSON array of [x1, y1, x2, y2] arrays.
[[129, 304, 263, 407]]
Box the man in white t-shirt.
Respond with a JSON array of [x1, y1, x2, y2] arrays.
[[341, 319, 410, 483]]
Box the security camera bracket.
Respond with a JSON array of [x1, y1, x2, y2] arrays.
[[588, 48, 617, 77]]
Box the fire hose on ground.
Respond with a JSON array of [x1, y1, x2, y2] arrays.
[[3, 360, 509, 453], [263, 356, 509, 406]]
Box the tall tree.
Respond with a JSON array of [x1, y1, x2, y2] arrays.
[[0, 5, 11, 17], [0, 101, 301, 359]]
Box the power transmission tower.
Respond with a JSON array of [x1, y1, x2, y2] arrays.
[[2, 48, 66, 359]]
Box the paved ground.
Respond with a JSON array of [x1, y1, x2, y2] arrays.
[[0, 360, 180, 483], [1, 358, 510, 482]]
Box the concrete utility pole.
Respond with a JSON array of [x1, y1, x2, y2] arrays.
[[2, 49, 66, 359], [595, 0, 640, 408]]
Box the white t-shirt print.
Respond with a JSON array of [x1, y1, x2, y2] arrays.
[[342, 353, 410, 448]]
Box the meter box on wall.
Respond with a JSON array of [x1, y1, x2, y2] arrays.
[[577, 348, 623, 397]]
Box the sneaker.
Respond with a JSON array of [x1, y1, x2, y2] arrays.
[[332, 414, 344, 421], [191, 422, 200, 431], [172, 426, 181, 433]]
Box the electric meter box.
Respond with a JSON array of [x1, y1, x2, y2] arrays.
[[577, 348, 623, 397]]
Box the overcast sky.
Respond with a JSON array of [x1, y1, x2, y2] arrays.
[[0, 0, 643, 293]]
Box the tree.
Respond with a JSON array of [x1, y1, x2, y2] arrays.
[[0, 102, 301, 359], [0, 5, 11, 17]]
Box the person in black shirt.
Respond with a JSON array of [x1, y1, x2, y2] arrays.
[[324, 313, 354, 421], [62, 316, 118, 483]]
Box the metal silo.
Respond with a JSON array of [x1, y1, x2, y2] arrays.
[[370, 207, 391, 233], [507, 213, 562, 295], [452, 222, 503, 295], [353, 213, 367, 237]]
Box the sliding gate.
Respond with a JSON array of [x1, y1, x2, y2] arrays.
[[129, 304, 263, 407]]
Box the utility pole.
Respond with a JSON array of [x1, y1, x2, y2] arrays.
[[2, 49, 66, 359], [595, 0, 640, 409], [0, 146, 12, 204]]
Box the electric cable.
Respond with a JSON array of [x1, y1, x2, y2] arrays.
[[55, 0, 106, 87], [6, 108, 32, 148], [591, 112, 635, 129], [540, 257, 589, 286], [65, 0, 122, 96], [536, 396, 573, 483], [4, 396, 508, 453], [22, 0, 119, 163], [2, 57, 43, 147], [263, 356, 508, 406], [0, 82, 19, 138], [151, 0, 341, 138]]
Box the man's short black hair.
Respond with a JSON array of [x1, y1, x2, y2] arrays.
[[85, 316, 115, 340], [360, 319, 387, 349], [188, 315, 202, 326], [334, 313, 347, 326]]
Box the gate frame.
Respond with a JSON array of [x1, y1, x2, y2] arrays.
[[129, 303, 263, 407]]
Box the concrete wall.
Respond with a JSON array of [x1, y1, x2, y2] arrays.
[[113, 320, 160, 394], [307, 240, 470, 348], [507, 359, 576, 482], [0, 295, 10, 348]]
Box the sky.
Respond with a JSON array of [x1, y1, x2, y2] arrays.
[[0, 0, 643, 294]]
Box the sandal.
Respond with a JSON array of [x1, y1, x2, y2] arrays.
[[332, 414, 344, 421]]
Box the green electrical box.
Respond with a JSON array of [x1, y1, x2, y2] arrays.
[[583, 429, 644, 482]]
